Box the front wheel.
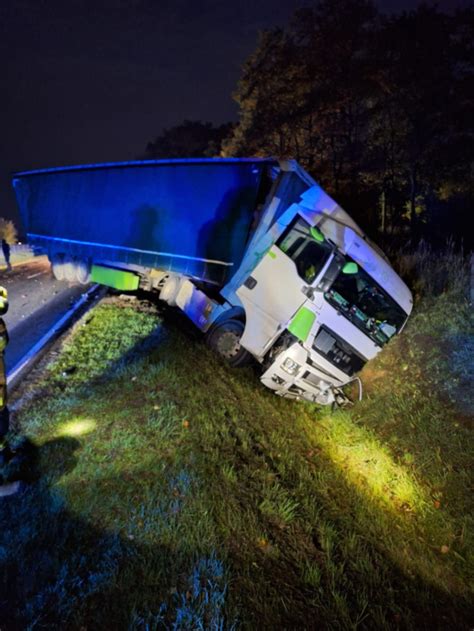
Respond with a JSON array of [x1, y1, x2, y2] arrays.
[[206, 319, 252, 367]]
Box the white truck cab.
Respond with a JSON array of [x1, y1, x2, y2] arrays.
[[230, 180, 413, 405]]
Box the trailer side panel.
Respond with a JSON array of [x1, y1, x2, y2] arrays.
[[13, 159, 271, 284]]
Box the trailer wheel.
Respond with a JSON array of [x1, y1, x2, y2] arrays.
[[51, 253, 66, 281], [206, 319, 251, 367], [75, 257, 91, 284], [63, 257, 78, 283]]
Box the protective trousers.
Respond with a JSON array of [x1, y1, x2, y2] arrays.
[[0, 318, 9, 439]]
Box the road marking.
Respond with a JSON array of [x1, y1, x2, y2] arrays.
[[7, 284, 100, 387]]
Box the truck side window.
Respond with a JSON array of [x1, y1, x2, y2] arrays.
[[277, 217, 332, 283]]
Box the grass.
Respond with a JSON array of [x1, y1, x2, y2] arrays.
[[1, 246, 473, 630]]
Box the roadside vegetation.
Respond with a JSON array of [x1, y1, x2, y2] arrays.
[[0, 218, 18, 245], [1, 245, 473, 630]]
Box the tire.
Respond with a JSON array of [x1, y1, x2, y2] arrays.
[[75, 257, 91, 284], [51, 253, 66, 281], [206, 318, 252, 367], [63, 257, 77, 283]]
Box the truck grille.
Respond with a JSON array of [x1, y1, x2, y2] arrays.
[[312, 326, 366, 376], [302, 371, 323, 389]]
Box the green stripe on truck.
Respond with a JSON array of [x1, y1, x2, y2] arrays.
[[288, 306, 315, 342], [91, 265, 139, 291]]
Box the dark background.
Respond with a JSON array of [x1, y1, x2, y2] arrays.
[[0, 0, 470, 228]]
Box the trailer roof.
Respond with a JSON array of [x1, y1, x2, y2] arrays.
[[13, 157, 279, 178]]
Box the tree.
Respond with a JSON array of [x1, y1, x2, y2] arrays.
[[0, 218, 18, 244], [223, 1, 473, 245], [224, 1, 381, 228], [145, 120, 234, 159], [222, 28, 309, 160]]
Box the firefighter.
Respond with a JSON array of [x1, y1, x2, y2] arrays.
[[0, 287, 34, 495], [0, 286, 10, 447]]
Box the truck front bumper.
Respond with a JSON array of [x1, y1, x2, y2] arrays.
[[260, 344, 342, 405]]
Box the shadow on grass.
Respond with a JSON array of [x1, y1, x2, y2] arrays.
[[0, 437, 128, 629], [0, 436, 234, 630]]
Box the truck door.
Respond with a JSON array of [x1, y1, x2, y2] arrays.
[[237, 215, 333, 359]]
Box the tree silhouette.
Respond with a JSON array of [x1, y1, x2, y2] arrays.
[[145, 120, 234, 159], [223, 1, 474, 246]]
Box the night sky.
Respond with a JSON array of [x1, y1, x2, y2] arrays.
[[1, 0, 469, 228]]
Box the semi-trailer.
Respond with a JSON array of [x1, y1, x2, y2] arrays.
[[12, 158, 413, 405]]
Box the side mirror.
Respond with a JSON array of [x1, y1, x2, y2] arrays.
[[310, 226, 325, 243], [342, 261, 358, 275]]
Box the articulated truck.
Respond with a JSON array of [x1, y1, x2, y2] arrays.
[[12, 158, 412, 405]]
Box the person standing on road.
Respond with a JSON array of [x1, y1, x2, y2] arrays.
[[1, 239, 12, 271]]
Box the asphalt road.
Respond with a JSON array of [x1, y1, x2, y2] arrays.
[[0, 256, 90, 372]]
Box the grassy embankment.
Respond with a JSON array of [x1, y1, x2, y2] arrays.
[[1, 245, 473, 629]]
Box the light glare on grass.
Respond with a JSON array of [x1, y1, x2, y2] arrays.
[[55, 418, 97, 437], [314, 413, 425, 513], [306, 412, 467, 595]]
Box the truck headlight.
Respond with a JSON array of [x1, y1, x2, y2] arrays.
[[281, 358, 301, 375]]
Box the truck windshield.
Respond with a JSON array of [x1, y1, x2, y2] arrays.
[[324, 258, 408, 346], [277, 217, 333, 283]]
